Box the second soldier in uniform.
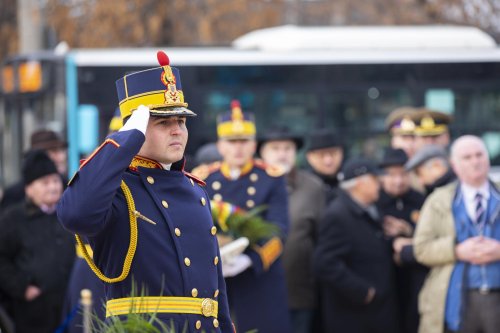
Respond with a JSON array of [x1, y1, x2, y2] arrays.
[[194, 101, 292, 333]]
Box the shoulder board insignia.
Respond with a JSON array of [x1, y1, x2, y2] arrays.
[[184, 171, 206, 186], [254, 159, 284, 177], [253, 159, 266, 169], [191, 162, 221, 180]]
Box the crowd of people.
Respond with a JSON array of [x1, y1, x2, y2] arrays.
[[0, 51, 498, 333]]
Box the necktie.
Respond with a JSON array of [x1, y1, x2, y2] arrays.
[[475, 192, 485, 224]]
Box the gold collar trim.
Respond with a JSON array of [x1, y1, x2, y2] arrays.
[[220, 160, 254, 179], [129, 156, 163, 172]]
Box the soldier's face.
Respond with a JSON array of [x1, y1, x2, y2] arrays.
[[217, 138, 256, 168], [391, 135, 415, 158], [139, 116, 188, 164], [414, 132, 449, 151]]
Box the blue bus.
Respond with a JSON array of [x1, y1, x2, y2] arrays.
[[1, 25, 500, 187]]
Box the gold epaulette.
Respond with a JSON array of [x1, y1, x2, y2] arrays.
[[191, 161, 221, 180], [254, 159, 285, 178]]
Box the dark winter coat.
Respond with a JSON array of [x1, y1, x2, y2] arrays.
[[314, 190, 398, 333], [0, 201, 75, 333], [377, 188, 427, 333]]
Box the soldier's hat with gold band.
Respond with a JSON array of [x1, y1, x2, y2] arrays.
[[115, 51, 196, 121], [385, 106, 418, 136], [413, 108, 452, 137], [217, 100, 256, 140]]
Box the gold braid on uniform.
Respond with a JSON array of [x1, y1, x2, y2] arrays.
[[75, 180, 138, 283]]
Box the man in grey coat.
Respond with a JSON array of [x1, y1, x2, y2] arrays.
[[259, 126, 325, 333]]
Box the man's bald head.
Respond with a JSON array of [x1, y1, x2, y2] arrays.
[[450, 135, 490, 187]]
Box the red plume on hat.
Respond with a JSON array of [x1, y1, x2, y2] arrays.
[[157, 51, 170, 66]]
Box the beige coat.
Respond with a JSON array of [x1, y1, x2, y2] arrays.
[[413, 182, 458, 333]]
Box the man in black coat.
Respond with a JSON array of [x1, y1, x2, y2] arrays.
[[314, 157, 398, 333], [376, 148, 426, 333], [0, 150, 75, 333]]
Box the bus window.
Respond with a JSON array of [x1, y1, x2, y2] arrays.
[[323, 88, 413, 156], [425, 89, 455, 115]]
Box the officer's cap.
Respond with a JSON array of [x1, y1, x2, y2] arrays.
[[337, 157, 384, 182], [413, 108, 452, 137], [217, 100, 256, 140], [116, 51, 196, 120], [385, 107, 418, 136], [405, 144, 448, 171]]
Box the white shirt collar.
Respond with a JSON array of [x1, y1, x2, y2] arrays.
[[161, 163, 172, 171], [462, 181, 490, 201]]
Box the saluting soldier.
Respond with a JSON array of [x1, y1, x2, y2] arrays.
[[193, 101, 292, 333], [57, 51, 233, 332]]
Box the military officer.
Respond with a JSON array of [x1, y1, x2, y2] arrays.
[[412, 108, 453, 152], [57, 51, 233, 332], [385, 106, 419, 158], [193, 100, 292, 333]]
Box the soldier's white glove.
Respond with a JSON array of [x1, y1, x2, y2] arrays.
[[220, 237, 251, 277], [222, 254, 252, 278], [119, 105, 150, 135]]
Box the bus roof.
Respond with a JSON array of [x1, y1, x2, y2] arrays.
[[69, 25, 500, 67], [232, 25, 497, 51]]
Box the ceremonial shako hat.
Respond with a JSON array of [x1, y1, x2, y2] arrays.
[[413, 108, 452, 137], [337, 157, 384, 182], [217, 100, 256, 139], [385, 107, 418, 136], [23, 149, 59, 185], [379, 148, 408, 168], [306, 129, 342, 152], [116, 51, 196, 120], [30, 129, 67, 150], [258, 125, 304, 151]]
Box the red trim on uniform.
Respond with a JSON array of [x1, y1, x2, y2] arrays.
[[184, 171, 206, 187], [80, 139, 120, 169]]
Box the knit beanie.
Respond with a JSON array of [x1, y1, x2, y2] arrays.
[[22, 149, 59, 185]]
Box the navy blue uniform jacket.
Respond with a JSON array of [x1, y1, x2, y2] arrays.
[[57, 129, 233, 333], [200, 160, 292, 333]]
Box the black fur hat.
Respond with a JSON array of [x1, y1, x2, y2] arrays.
[[22, 149, 58, 185]]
